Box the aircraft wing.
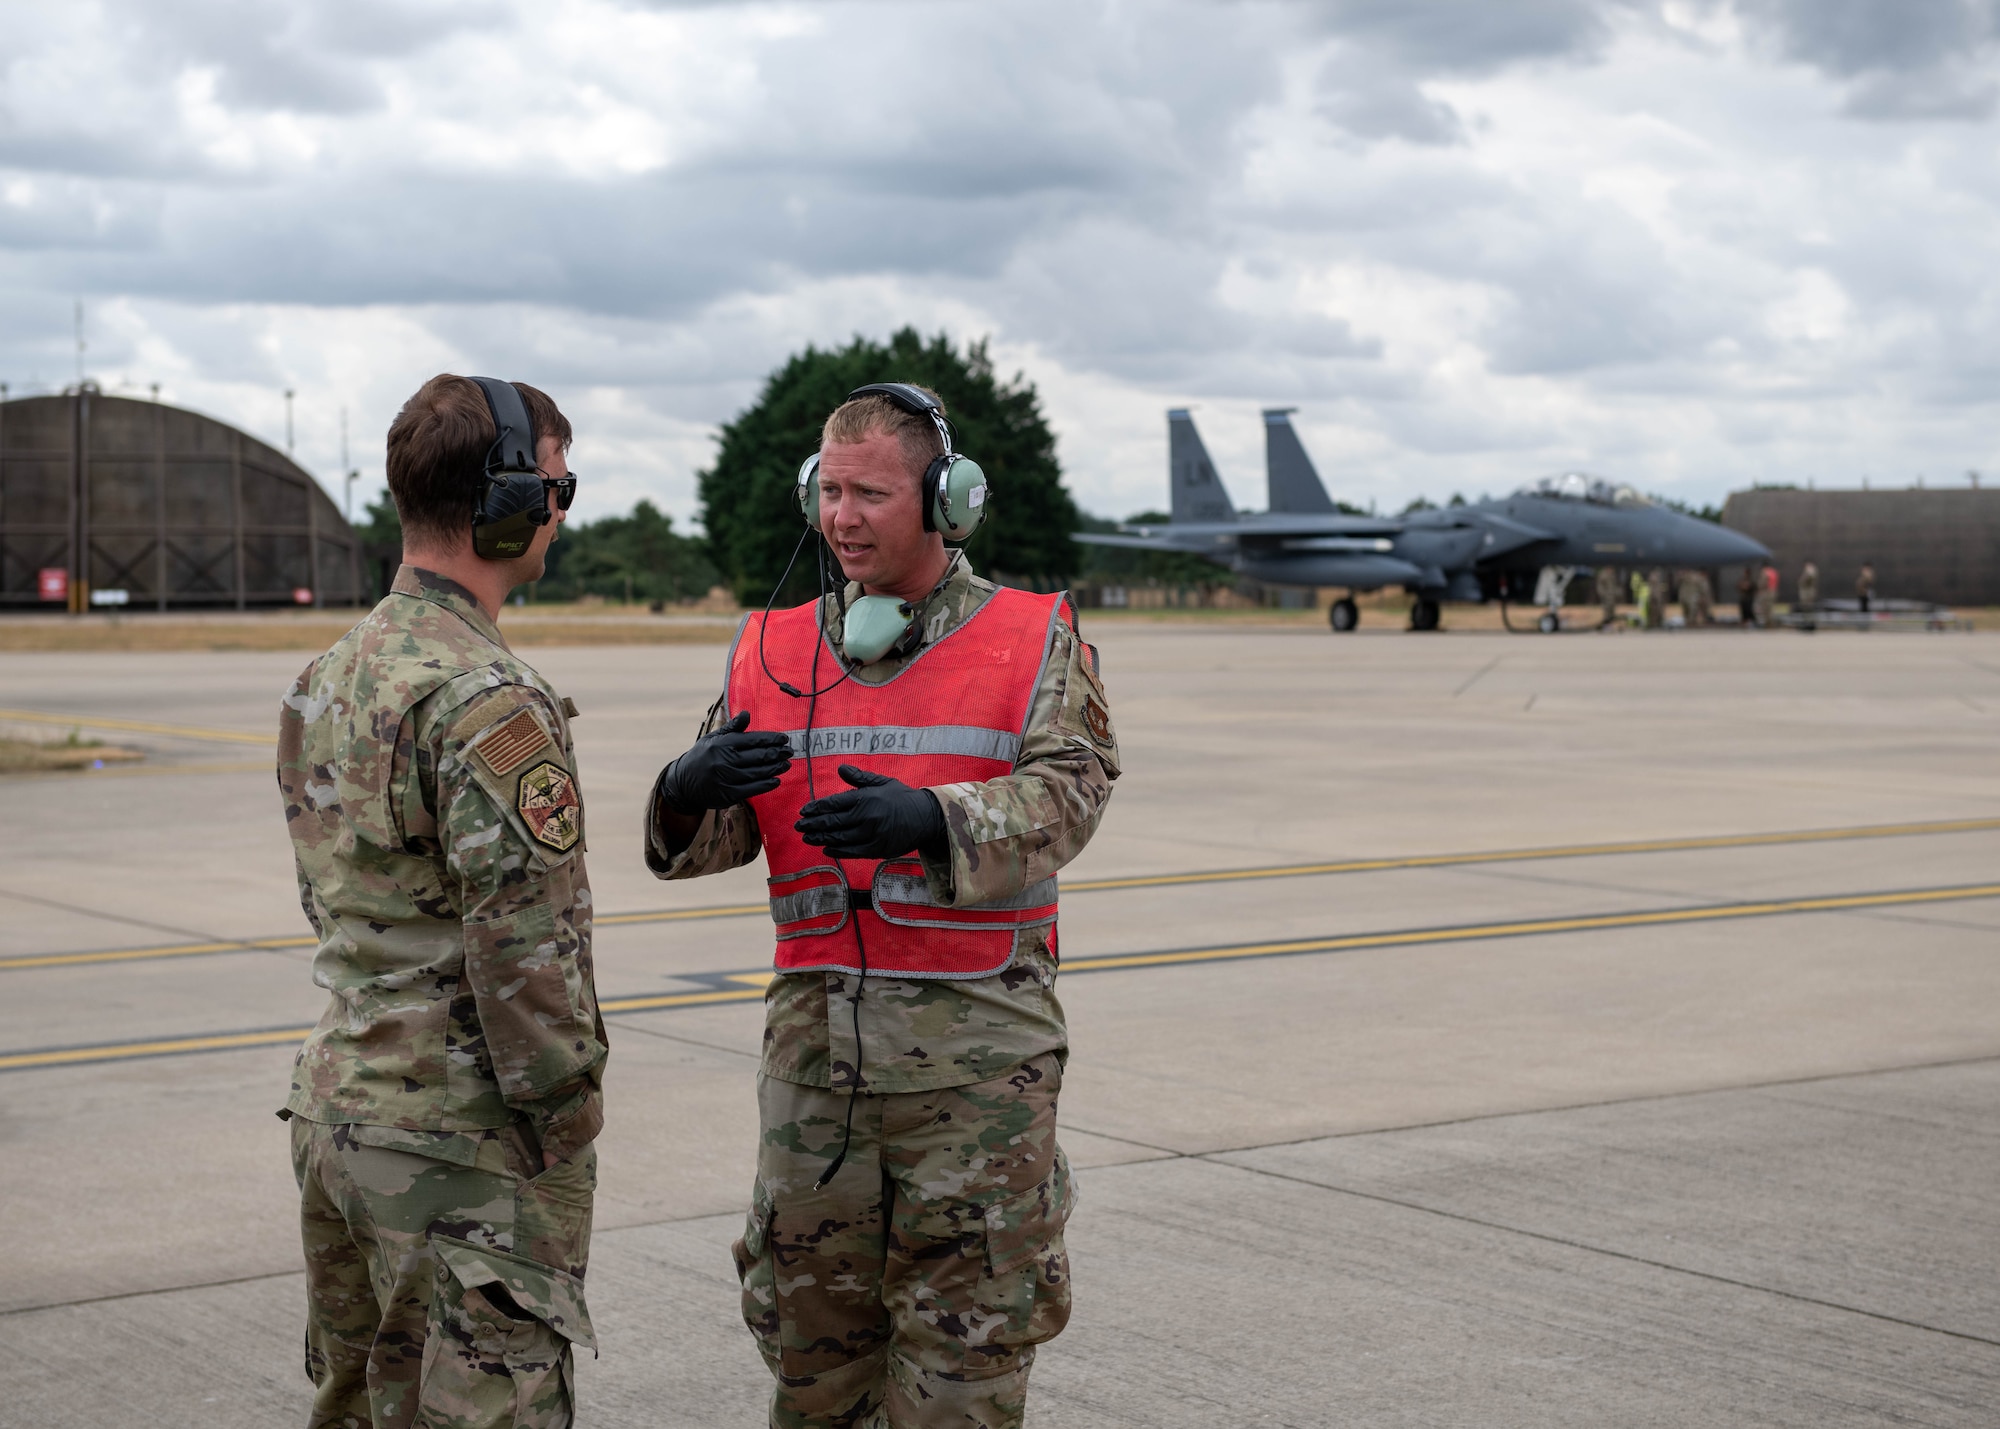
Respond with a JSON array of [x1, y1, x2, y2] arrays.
[[1114, 514, 1405, 539], [1072, 531, 1229, 553]]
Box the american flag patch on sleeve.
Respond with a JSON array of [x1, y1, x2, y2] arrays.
[[473, 708, 551, 777]]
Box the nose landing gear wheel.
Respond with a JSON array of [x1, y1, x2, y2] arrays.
[[1538, 611, 1559, 633], [1409, 596, 1441, 631], [1330, 598, 1359, 632]]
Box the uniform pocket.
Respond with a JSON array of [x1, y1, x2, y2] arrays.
[[512, 1144, 596, 1279], [416, 1236, 594, 1429], [732, 1179, 780, 1364], [974, 1146, 1076, 1354]]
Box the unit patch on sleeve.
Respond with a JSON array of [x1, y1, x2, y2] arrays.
[[1083, 695, 1113, 746], [517, 761, 582, 852], [474, 708, 552, 778]]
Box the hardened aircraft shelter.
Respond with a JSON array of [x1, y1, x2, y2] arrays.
[[0, 387, 360, 612]]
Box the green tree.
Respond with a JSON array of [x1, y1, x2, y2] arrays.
[[537, 500, 719, 603], [356, 493, 403, 547], [699, 328, 1080, 604], [355, 493, 403, 600]]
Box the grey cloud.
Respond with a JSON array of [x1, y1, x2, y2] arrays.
[[1309, 0, 1615, 71], [118, 0, 505, 113], [1314, 52, 1466, 144], [1738, 0, 1997, 74], [1737, 0, 2000, 119], [1306, 0, 1623, 146]]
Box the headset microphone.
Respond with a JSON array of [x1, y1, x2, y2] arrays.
[[468, 376, 551, 561]]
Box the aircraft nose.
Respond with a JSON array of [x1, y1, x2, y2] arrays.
[[1706, 524, 1771, 564]]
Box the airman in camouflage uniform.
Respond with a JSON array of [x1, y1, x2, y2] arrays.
[[279, 376, 605, 1429], [648, 548, 1118, 1428]]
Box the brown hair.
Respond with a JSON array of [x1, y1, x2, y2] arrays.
[[385, 374, 573, 546], [820, 387, 944, 484]]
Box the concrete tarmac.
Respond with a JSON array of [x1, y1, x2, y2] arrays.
[[2, 624, 1998, 1426]]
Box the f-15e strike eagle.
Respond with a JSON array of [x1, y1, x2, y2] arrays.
[[1074, 409, 1771, 631]]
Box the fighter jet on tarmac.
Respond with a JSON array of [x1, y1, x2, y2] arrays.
[[1075, 409, 1772, 631]]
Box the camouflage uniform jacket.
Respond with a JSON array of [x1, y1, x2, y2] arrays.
[[646, 552, 1120, 1095], [278, 565, 608, 1164]]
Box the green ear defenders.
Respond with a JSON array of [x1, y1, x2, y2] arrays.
[[468, 376, 551, 561], [795, 382, 990, 542]]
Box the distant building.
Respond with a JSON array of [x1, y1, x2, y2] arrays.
[[0, 386, 361, 612], [1722, 486, 2000, 607]]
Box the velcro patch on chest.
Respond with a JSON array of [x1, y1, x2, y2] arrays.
[[474, 709, 552, 778], [517, 761, 582, 852]]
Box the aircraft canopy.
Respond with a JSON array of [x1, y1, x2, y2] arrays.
[[1516, 471, 1650, 507]]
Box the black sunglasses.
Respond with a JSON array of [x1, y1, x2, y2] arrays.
[[541, 474, 577, 510]]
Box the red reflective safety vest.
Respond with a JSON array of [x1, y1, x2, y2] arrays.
[[726, 587, 1071, 980]]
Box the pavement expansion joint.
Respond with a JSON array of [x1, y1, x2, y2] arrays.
[[1194, 1155, 2000, 1350], [0, 1266, 303, 1320], [1175, 1049, 2000, 1162]]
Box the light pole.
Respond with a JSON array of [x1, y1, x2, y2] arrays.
[[285, 389, 296, 455], [341, 407, 355, 521]]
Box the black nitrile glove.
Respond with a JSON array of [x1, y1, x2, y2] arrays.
[[795, 764, 948, 861], [659, 712, 794, 814]]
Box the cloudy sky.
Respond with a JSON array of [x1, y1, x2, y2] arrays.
[[5, 0, 1999, 527]]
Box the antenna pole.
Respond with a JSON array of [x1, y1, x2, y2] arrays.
[[74, 299, 85, 383], [285, 389, 296, 455], [341, 406, 357, 521]]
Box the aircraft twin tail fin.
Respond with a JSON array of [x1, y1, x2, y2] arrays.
[[1262, 408, 1337, 515], [1168, 409, 1237, 524]]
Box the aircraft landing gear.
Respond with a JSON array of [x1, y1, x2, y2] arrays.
[[1532, 564, 1577, 636], [1330, 597, 1359, 632], [1409, 596, 1441, 632]]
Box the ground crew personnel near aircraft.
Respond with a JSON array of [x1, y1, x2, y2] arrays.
[[1798, 560, 1820, 630], [646, 383, 1119, 1428], [1756, 561, 1779, 628], [1595, 562, 1622, 628], [1629, 568, 1653, 628], [1856, 561, 1877, 612], [277, 375, 607, 1429]]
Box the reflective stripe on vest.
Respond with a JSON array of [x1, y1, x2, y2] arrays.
[[726, 587, 1069, 980]]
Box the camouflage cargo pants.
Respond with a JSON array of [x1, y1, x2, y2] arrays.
[[290, 1117, 596, 1429], [734, 1053, 1074, 1429]]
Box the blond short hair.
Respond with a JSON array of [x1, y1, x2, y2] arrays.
[[820, 388, 945, 484]]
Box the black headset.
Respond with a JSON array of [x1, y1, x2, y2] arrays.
[[794, 382, 989, 541], [469, 376, 551, 561]]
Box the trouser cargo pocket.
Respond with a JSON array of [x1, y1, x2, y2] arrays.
[[416, 1236, 595, 1429], [968, 1145, 1076, 1364]]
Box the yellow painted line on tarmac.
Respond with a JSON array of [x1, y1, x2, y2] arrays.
[[1059, 882, 2000, 975], [1060, 817, 2000, 893], [0, 936, 315, 971], [0, 707, 275, 745], [11, 816, 1999, 974], [597, 905, 763, 926], [0, 1026, 314, 1072], [599, 986, 772, 1014], [6, 881, 1996, 1073]]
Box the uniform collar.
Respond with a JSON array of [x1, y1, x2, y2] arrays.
[[824, 550, 975, 668], [837, 548, 968, 618], [392, 564, 512, 652]]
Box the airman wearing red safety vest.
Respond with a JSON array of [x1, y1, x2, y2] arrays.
[[644, 384, 1119, 1429]]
